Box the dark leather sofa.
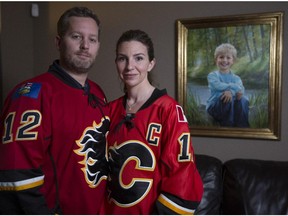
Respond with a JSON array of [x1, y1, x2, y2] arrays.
[[194, 154, 288, 215]]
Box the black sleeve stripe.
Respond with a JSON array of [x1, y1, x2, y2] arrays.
[[0, 175, 44, 191], [157, 193, 195, 215]]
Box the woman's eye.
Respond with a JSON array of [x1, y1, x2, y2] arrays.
[[135, 56, 143, 61], [116, 57, 126, 62]]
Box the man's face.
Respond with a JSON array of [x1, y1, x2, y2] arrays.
[[56, 16, 100, 74]]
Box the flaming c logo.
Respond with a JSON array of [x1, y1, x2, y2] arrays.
[[74, 117, 110, 188]]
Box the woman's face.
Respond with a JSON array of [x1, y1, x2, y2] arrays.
[[115, 40, 155, 89]]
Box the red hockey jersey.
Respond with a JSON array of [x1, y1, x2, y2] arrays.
[[0, 62, 109, 214], [101, 89, 203, 214]]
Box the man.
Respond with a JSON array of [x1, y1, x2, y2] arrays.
[[0, 7, 109, 214]]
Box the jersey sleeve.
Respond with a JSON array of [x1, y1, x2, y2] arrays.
[[156, 99, 203, 214], [0, 82, 53, 214]]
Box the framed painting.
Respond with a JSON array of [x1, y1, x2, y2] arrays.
[[177, 12, 283, 140]]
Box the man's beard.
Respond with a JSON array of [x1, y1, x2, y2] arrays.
[[62, 53, 96, 74]]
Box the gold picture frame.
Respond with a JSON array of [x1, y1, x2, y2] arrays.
[[177, 12, 283, 140]]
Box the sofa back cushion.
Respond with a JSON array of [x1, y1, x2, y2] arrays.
[[195, 154, 223, 215], [222, 159, 288, 214]]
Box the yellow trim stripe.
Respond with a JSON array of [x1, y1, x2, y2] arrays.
[[0, 175, 44, 191], [158, 193, 195, 215]]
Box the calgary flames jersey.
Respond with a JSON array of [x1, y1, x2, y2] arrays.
[[0, 61, 109, 214], [101, 88, 203, 215]]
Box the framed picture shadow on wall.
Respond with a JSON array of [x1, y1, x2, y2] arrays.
[[176, 12, 283, 140]]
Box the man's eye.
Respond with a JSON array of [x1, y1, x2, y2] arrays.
[[71, 35, 81, 40], [90, 38, 97, 43]]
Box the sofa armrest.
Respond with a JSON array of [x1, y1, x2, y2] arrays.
[[195, 154, 223, 215]]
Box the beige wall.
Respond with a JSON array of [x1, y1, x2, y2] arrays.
[[1, 2, 288, 162]]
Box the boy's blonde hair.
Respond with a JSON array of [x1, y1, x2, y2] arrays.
[[214, 43, 237, 59]]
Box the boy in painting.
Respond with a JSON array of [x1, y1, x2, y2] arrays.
[[206, 43, 249, 127]]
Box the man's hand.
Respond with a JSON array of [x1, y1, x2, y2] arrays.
[[221, 91, 232, 103]]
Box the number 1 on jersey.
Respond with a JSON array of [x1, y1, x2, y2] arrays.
[[178, 133, 192, 162]]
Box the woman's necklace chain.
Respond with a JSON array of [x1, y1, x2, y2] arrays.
[[126, 87, 155, 111], [126, 100, 138, 111]]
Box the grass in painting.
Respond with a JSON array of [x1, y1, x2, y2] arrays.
[[186, 90, 268, 128]]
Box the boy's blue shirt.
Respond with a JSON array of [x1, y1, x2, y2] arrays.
[[206, 70, 245, 110]]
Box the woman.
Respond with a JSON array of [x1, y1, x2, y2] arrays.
[[102, 29, 203, 214]]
